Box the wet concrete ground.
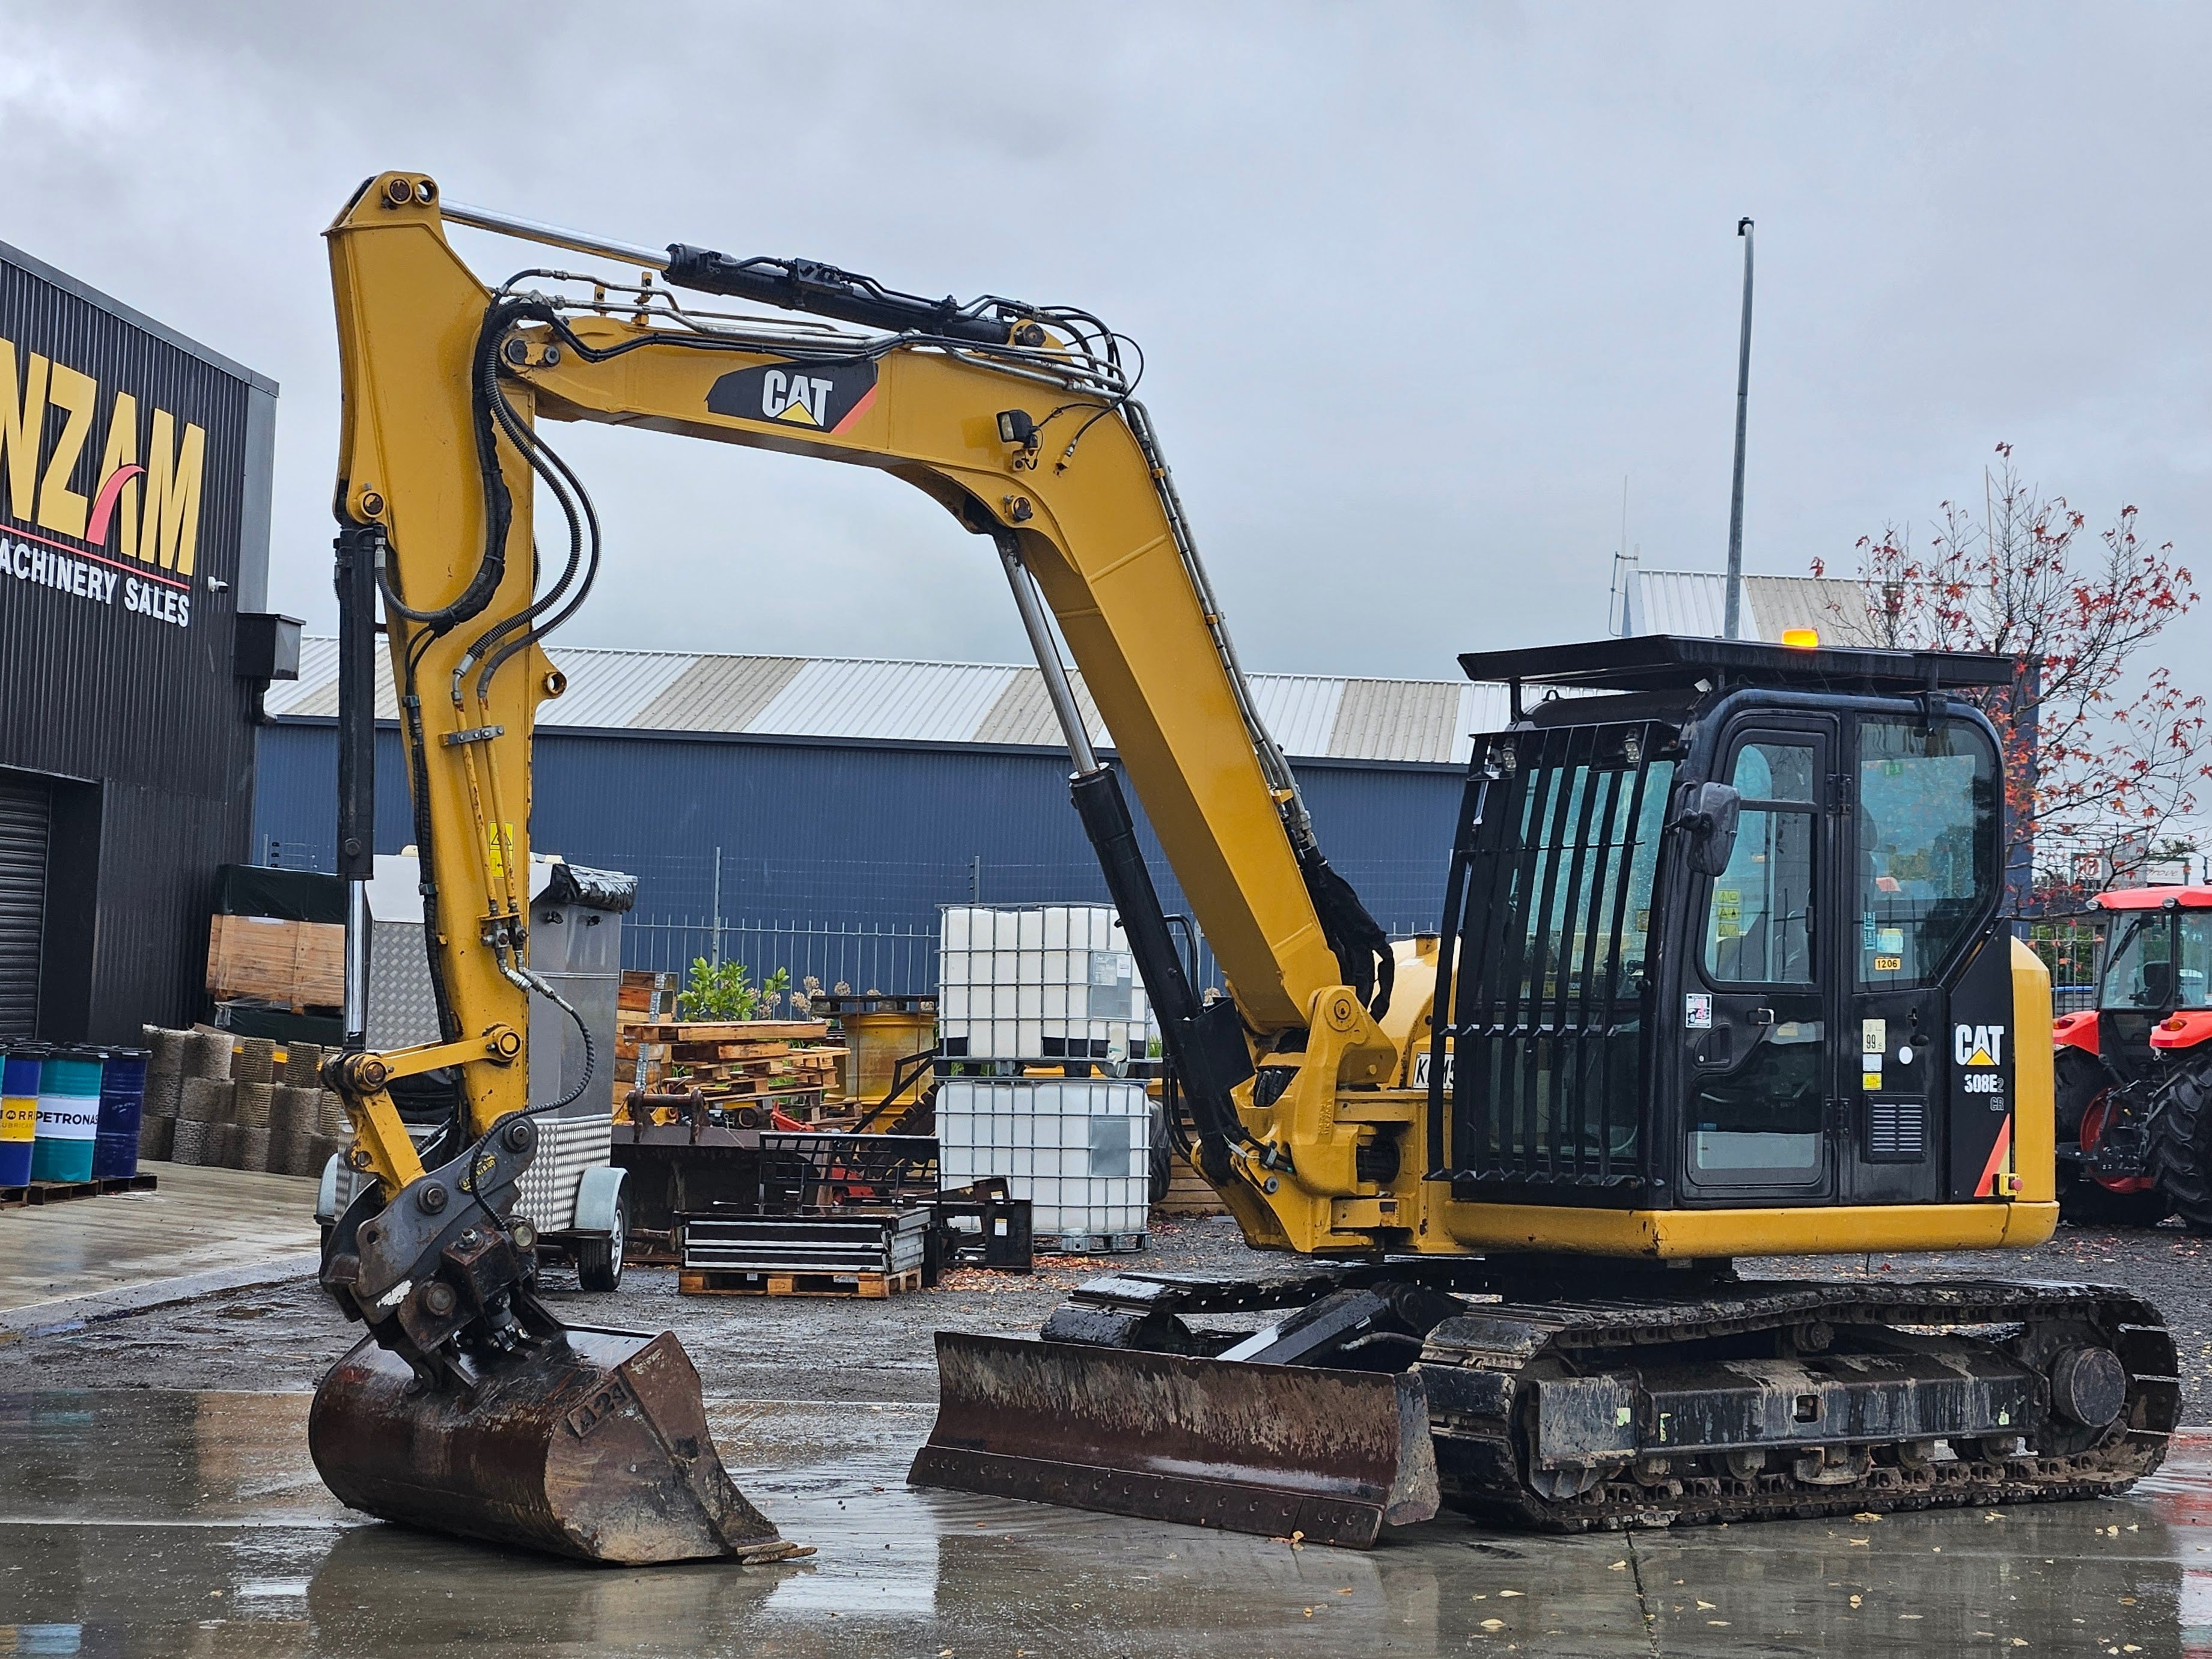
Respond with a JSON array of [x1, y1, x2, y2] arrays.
[[7, 1206, 2212, 1652], [1, 1388, 2207, 1656], [0, 1166, 319, 1318]]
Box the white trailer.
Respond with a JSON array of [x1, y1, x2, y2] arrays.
[[315, 852, 633, 1288]]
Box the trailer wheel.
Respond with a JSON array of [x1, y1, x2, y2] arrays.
[[2148, 1050, 2212, 1233], [576, 1189, 628, 1292], [2056, 1048, 2169, 1227]]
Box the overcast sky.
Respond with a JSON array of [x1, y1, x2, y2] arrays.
[[2, 2, 2206, 682]]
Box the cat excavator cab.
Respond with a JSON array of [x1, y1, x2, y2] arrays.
[[313, 173, 2174, 1563]]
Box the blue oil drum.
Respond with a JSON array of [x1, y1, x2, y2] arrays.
[[97, 1047, 147, 1138], [93, 1047, 145, 1181], [32, 1049, 103, 1183], [0, 1047, 38, 1187]]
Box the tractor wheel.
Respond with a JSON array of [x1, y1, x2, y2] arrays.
[[2055, 1047, 2169, 1228], [2147, 1051, 2212, 1233]]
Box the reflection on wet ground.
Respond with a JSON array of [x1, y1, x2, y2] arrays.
[[0, 1390, 2205, 1656]]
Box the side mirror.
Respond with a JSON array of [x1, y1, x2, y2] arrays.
[[1679, 782, 1743, 877]]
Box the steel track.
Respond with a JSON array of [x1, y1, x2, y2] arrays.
[[1059, 1266, 2179, 1533], [1414, 1278, 2178, 1531]]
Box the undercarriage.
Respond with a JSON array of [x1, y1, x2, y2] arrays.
[[913, 1257, 2178, 1546]]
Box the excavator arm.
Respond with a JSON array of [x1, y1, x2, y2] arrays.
[[309, 171, 1410, 1563], [323, 172, 1404, 1247]]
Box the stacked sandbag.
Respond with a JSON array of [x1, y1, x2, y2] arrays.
[[231, 1049, 273, 1171], [137, 1024, 184, 1163], [171, 1030, 234, 1166], [312, 1086, 351, 1172], [130, 1026, 351, 1177], [270, 1083, 323, 1177], [168, 1120, 208, 1164]]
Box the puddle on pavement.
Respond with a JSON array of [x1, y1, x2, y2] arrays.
[[0, 1389, 2204, 1656]]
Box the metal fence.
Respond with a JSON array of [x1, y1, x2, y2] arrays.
[[2027, 913, 2105, 1015], [624, 917, 942, 999], [624, 911, 1231, 1005]]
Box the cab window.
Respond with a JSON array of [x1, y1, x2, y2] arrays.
[[1702, 739, 1817, 984], [2184, 916, 2212, 1008], [1857, 718, 1996, 985], [2100, 914, 2212, 1011]]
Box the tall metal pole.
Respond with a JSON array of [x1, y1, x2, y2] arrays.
[[1723, 217, 1755, 641]]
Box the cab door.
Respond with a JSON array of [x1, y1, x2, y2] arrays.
[[1680, 718, 1840, 1203], [1847, 712, 2004, 1202]]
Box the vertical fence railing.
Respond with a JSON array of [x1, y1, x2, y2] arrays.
[[623, 913, 1237, 1007], [625, 918, 942, 999], [2028, 913, 2105, 1015]]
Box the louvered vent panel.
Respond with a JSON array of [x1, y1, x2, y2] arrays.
[[1866, 1098, 1927, 1163]]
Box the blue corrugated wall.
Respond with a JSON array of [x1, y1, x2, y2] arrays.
[[252, 720, 1465, 939]]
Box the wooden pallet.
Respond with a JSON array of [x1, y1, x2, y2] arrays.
[[0, 1172, 161, 1209], [633, 1020, 831, 1044], [5, 1180, 91, 1206], [1155, 1160, 1227, 1217], [207, 913, 345, 1008], [678, 1266, 922, 1298], [618, 970, 680, 1015]]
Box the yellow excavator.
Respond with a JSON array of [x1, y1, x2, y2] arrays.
[[314, 171, 2175, 1563]]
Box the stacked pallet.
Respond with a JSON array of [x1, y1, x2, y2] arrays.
[[623, 1019, 849, 1121], [138, 1026, 349, 1177], [1156, 1157, 1228, 1217], [206, 914, 344, 1012], [613, 970, 680, 1111]]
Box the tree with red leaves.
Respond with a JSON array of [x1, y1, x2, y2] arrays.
[[1814, 444, 2208, 902]]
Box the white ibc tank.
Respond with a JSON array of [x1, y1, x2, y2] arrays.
[[937, 1075, 1150, 1251], [937, 904, 1154, 1062]]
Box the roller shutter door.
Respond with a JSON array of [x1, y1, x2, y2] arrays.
[[0, 778, 50, 1039]]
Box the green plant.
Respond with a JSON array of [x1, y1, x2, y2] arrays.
[[677, 958, 757, 1021], [759, 966, 791, 1018], [675, 960, 799, 1021]]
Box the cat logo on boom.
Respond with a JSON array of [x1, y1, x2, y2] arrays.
[[1954, 1023, 2006, 1067], [705, 359, 879, 436]]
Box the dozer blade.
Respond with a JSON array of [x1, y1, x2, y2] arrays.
[[909, 1332, 1438, 1549], [311, 1323, 804, 1565]]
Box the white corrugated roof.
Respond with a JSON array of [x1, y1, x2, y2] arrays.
[[267, 639, 1490, 765], [1245, 675, 1345, 759], [747, 659, 1018, 743], [536, 647, 696, 730], [1626, 570, 1876, 644]]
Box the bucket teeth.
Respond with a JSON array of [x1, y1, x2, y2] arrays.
[[311, 1324, 805, 1566], [909, 1332, 1437, 1550]]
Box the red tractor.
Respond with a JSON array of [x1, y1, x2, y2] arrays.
[[2053, 884, 2212, 1227]]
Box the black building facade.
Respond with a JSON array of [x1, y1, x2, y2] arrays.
[[0, 240, 288, 1042]]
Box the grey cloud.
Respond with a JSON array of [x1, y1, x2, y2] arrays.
[[0, 0, 2202, 682]]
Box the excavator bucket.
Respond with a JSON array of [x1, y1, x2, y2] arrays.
[[310, 1324, 805, 1565], [909, 1333, 1439, 1549]]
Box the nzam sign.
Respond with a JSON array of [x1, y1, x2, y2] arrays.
[[0, 333, 203, 629]]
